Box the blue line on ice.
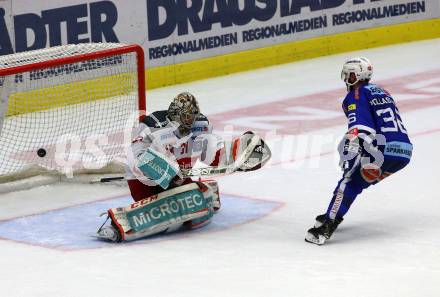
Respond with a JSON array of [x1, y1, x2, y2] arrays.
[[0, 194, 281, 250]]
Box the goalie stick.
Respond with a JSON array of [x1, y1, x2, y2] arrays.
[[93, 165, 229, 183], [92, 165, 228, 183]]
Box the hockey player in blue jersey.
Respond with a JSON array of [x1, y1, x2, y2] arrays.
[[305, 57, 413, 245]]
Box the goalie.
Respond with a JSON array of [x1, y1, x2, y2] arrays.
[[97, 92, 271, 242]]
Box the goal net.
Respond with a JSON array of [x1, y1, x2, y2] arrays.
[[0, 43, 145, 188]]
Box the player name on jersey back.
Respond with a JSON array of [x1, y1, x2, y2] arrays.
[[370, 96, 394, 106]]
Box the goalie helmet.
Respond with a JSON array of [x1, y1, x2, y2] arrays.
[[168, 92, 200, 134], [341, 57, 373, 90]]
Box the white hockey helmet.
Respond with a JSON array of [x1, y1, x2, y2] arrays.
[[341, 57, 373, 89]]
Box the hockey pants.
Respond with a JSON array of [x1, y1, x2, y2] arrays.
[[326, 157, 410, 220]]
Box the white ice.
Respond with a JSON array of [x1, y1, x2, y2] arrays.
[[1, 39, 440, 297]]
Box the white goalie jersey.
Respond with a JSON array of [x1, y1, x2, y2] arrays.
[[125, 110, 221, 182]]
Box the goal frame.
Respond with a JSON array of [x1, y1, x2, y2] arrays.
[[0, 44, 146, 113], [0, 44, 147, 192]]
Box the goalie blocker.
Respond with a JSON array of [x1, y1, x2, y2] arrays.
[[97, 181, 220, 242]]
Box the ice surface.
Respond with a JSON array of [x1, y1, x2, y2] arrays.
[[0, 194, 280, 250], [1, 39, 440, 297]]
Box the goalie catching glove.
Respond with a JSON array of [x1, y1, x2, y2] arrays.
[[233, 131, 271, 172]]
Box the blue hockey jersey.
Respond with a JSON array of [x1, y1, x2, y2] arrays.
[[342, 83, 412, 160]]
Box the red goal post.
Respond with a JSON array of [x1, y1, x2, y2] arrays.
[[0, 43, 146, 190], [0, 45, 146, 108]]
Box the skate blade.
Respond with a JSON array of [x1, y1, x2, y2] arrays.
[[92, 234, 115, 242], [93, 231, 119, 242], [314, 220, 324, 228], [305, 232, 326, 245]]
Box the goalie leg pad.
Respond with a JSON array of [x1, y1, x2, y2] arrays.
[[200, 179, 220, 212], [186, 214, 213, 230], [100, 182, 216, 242], [185, 180, 220, 229]]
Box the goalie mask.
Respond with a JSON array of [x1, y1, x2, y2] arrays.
[[168, 92, 200, 135], [341, 57, 373, 91]]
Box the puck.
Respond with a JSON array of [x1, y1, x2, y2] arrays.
[[37, 148, 47, 157]]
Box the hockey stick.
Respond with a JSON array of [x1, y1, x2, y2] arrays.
[[91, 164, 231, 183], [97, 176, 125, 183]]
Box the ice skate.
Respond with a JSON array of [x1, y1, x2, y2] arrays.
[[314, 214, 343, 228], [306, 216, 342, 245], [96, 225, 121, 242]]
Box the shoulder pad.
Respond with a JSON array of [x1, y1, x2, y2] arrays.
[[142, 110, 170, 128], [195, 113, 209, 124], [191, 114, 212, 136], [363, 84, 387, 96]]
